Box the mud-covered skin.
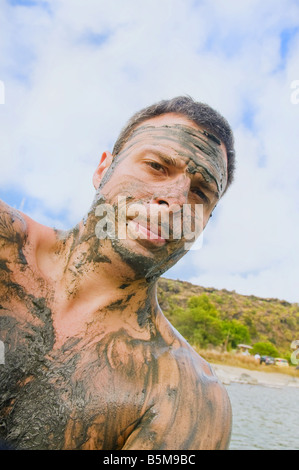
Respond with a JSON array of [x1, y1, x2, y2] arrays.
[[0, 202, 231, 450], [89, 120, 227, 282], [113, 123, 227, 197], [0, 114, 232, 450]]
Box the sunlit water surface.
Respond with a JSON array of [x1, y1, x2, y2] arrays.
[[226, 383, 299, 450]]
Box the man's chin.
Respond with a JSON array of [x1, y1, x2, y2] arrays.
[[112, 235, 166, 263], [110, 236, 184, 280]]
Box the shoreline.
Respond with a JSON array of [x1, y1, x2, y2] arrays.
[[211, 363, 299, 389]]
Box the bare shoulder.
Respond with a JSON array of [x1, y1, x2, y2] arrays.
[[156, 310, 227, 391], [0, 199, 28, 249], [123, 316, 232, 450], [172, 338, 232, 447], [0, 200, 30, 271], [165, 330, 232, 443]]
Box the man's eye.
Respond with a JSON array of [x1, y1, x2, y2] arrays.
[[146, 161, 166, 173], [191, 188, 209, 203]]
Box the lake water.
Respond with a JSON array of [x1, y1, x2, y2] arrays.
[[226, 383, 299, 450]]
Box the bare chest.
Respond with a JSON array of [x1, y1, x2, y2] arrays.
[[0, 293, 152, 450]]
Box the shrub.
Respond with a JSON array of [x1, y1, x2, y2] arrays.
[[222, 319, 251, 349], [172, 294, 251, 349], [251, 341, 279, 357]]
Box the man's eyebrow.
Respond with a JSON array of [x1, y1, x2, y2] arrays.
[[156, 152, 182, 167], [143, 149, 182, 168]]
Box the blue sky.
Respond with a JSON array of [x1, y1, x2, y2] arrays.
[[1, 0, 299, 302]]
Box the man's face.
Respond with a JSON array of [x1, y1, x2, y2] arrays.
[[93, 113, 228, 280]]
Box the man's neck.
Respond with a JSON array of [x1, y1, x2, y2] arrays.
[[34, 219, 160, 347]]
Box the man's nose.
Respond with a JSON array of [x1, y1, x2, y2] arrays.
[[150, 175, 190, 209]]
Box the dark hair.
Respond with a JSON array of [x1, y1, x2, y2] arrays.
[[112, 96, 236, 194]]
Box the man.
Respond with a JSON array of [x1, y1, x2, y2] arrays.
[[0, 96, 235, 450]]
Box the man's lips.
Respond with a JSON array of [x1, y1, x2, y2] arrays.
[[127, 220, 167, 245]]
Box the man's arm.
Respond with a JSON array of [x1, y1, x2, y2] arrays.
[[0, 199, 28, 264]]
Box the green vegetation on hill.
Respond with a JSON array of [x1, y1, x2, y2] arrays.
[[157, 278, 299, 360]]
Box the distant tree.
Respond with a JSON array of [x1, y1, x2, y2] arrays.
[[251, 341, 279, 357], [187, 294, 219, 317], [172, 295, 223, 347], [221, 319, 251, 350], [171, 294, 251, 350]]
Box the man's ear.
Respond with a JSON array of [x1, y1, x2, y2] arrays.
[[93, 151, 113, 189]]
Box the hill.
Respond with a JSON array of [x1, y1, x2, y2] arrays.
[[157, 278, 299, 358]]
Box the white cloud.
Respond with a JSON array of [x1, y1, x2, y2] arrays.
[[1, 0, 299, 302]]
